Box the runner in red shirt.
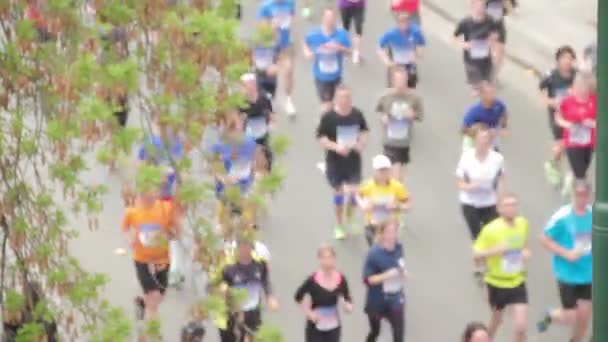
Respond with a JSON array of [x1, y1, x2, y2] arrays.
[[390, 0, 421, 24], [555, 73, 596, 192]]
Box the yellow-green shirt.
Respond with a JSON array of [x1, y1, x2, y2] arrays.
[[473, 216, 529, 288], [358, 178, 409, 225]]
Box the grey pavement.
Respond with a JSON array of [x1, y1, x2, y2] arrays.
[[423, 0, 598, 74], [68, 2, 593, 342]]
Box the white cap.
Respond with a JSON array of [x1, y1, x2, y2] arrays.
[[372, 154, 392, 170]]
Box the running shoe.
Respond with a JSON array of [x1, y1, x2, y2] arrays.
[[134, 296, 145, 320], [301, 7, 312, 19], [536, 307, 553, 333], [285, 97, 296, 117], [544, 161, 562, 187], [352, 50, 361, 64], [334, 225, 346, 240], [561, 173, 573, 199]]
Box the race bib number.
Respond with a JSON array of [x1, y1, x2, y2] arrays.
[[273, 12, 292, 29], [371, 205, 391, 224], [486, 2, 504, 20], [318, 52, 339, 74], [392, 48, 415, 65], [239, 282, 262, 311], [315, 306, 339, 331], [254, 49, 274, 70], [336, 125, 359, 147], [575, 232, 592, 254], [387, 118, 409, 140], [390, 101, 411, 120], [246, 117, 268, 139], [138, 223, 162, 247], [382, 271, 403, 294], [569, 124, 591, 145], [229, 159, 253, 179], [470, 39, 490, 59], [502, 249, 522, 273]]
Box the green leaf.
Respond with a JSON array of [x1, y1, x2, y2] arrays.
[[15, 19, 36, 41], [15, 322, 46, 342], [5, 289, 25, 312]]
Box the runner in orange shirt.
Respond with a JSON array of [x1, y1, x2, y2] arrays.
[[122, 189, 181, 321]]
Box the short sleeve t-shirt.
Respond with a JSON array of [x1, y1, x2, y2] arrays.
[[559, 94, 597, 148], [122, 201, 174, 264], [363, 243, 405, 312], [257, 0, 295, 48], [539, 68, 576, 114], [212, 136, 259, 195], [316, 108, 369, 167], [240, 95, 273, 145], [544, 205, 592, 284], [305, 27, 352, 82], [379, 26, 426, 66], [359, 179, 409, 225], [138, 135, 184, 198], [453, 16, 498, 62], [456, 149, 504, 207], [376, 91, 423, 148], [473, 216, 529, 288], [462, 100, 507, 130]]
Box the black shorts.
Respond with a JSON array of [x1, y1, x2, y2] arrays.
[[340, 6, 364, 35], [326, 160, 362, 190], [387, 64, 418, 88], [220, 309, 262, 342], [256, 70, 277, 99], [464, 59, 493, 85], [383, 145, 410, 165], [487, 282, 528, 311], [566, 147, 594, 179], [548, 110, 563, 140], [558, 282, 592, 309], [496, 20, 507, 43], [315, 78, 341, 103], [135, 261, 169, 295]]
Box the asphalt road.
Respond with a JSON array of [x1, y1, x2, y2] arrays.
[[69, 2, 592, 342]]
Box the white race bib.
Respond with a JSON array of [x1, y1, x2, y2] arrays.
[[229, 159, 253, 179], [246, 117, 268, 139], [387, 118, 409, 140], [254, 49, 274, 70], [502, 250, 522, 273], [569, 124, 591, 145], [318, 52, 339, 74], [382, 270, 403, 294], [315, 306, 339, 331], [336, 125, 359, 147], [470, 39, 490, 59], [371, 205, 391, 224], [239, 282, 262, 311], [575, 232, 592, 254], [138, 223, 163, 247], [486, 2, 504, 20], [392, 48, 415, 65]]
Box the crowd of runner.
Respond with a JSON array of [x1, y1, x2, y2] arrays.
[[113, 0, 598, 341]]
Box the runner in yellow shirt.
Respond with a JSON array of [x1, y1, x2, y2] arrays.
[[473, 193, 530, 342], [357, 155, 411, 246]]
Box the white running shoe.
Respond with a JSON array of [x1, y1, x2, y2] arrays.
[[352, 50, 360, 64], [285, 96, 296, 117]]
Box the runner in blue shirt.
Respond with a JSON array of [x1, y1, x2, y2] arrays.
[[303, 7, 352, 113], [461, 82, 507, 151], [537, 180, 593, 342], [378, 12, 425, 89], [362, 220, 408, 342], [257, 0, 297, 116], [138, 123, 184, 202]]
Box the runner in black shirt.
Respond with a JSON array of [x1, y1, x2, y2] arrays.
[[539, 46, 577, 187], [240, 73, 277, 171], [453, 0, 499, 89], [294, 245, 353, 342], [316, 85, 369, 240], [219, 239, 279, 342]]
